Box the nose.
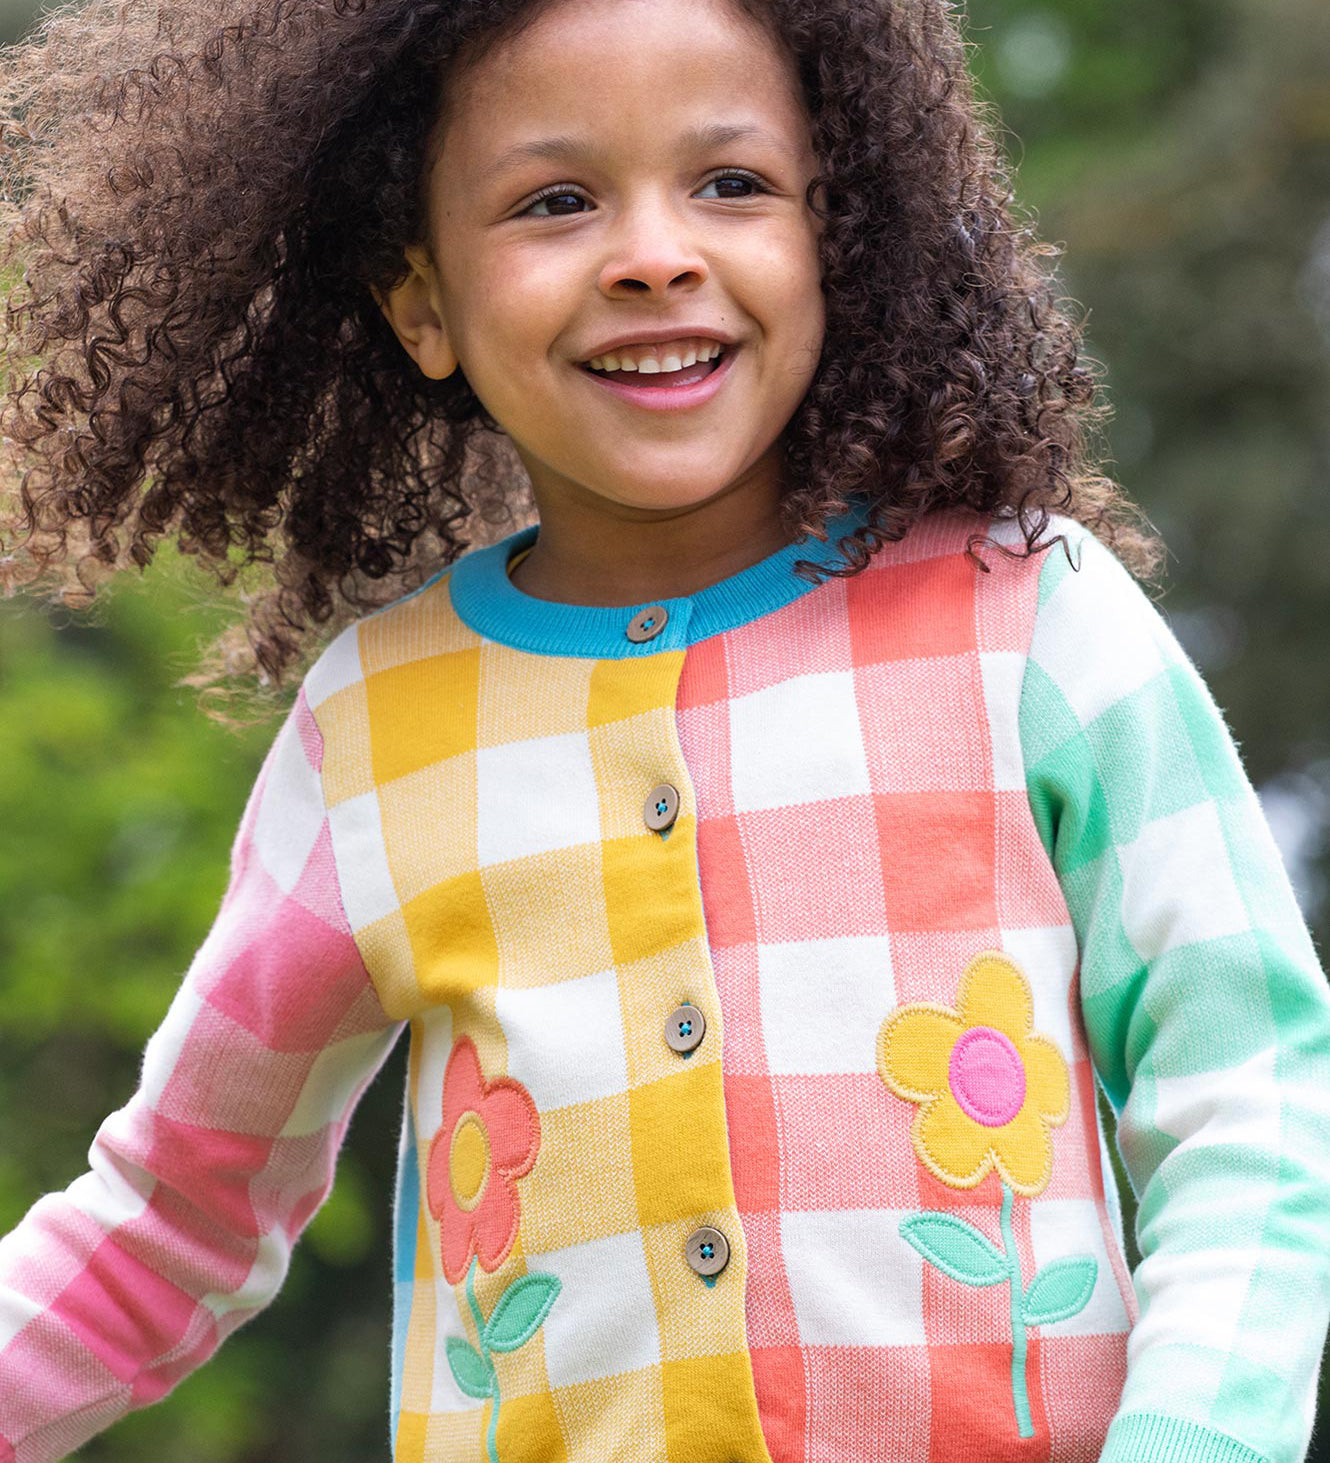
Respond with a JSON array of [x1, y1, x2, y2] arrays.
[[596, 191, 709, 296]]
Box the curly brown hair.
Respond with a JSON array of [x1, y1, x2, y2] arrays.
[[0, 0, 1163, 721]]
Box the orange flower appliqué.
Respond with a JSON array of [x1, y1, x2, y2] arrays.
[[427, 1035, 541, 1284]]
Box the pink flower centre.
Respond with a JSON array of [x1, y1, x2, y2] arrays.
[[948, 1026, 1026, 1127]]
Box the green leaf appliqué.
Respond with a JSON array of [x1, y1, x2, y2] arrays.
[[484, 1272, 563, 1353], [899, 1213, 1007, 1287], [1022, 1255, 1097, 1326], [446, 1334, 493, 1399]]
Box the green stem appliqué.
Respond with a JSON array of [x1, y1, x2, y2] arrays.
[[898, 1182, 1097, 1438], [444, 1257, 562, 1463]]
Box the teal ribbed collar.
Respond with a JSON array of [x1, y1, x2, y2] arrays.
[[445, 496, 874, 659]]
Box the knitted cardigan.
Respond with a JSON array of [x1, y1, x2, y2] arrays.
[[1, 500, 1328, 1463]]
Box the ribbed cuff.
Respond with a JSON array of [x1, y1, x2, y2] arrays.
[[1100, 1413, 1270, 1463]]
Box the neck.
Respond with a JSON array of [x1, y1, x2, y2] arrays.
[[507, 477, 791, 606]]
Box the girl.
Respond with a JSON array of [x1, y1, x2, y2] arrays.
[[1, 0, 1327, 1460]]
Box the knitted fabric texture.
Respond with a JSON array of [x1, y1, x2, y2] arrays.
[[0, 506, 1327, 1463]]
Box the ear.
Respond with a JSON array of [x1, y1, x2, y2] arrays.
[[808, 179, 830, 222], [372, 243, 459, 380]]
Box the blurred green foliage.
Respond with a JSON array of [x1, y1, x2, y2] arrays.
[[1, 0, 1328, 1456]]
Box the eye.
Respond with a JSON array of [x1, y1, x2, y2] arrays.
[[519, 169, 772, 218], [697, 170, 770, 200], [524, 188, 588, 218]]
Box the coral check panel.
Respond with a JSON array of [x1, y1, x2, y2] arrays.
[[671, 512, 1134, 1461], [303, 503, 1131, 1462], [306, 574, 768, 1462]]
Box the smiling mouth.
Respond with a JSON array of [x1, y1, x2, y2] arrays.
[[581, 347, 727, 388]]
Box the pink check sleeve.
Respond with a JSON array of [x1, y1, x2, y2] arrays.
[[0, 687, 405, 1462]]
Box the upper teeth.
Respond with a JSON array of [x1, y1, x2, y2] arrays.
[[585, 338, 725, 373]]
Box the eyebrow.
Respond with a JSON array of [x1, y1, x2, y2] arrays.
[[488, 121, 797, 181]]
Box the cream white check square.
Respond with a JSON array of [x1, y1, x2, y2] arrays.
[[0, 1286, 43, 1354], [476, 732, 600, 866], [1151, 1046, 1281, 1150], [327, 790, 400, 930], [1031, 543, 1172, 728], [138, 981, 206, 1109], [496, 968, 627, 1112], [1117, 1345, 1227, 1424], [729, 670, 871, 813], [413, 1004, 456, 1138], [1129, 1245, 1256, 1360], [251, 715, 326, 895], [999, 924, 1078, 1062], [758, 936, 895, 1075], [303, 623, 364, 710], [781, 1209, 926, 1346], [530, 1231, 660, 1386], [1028, 1198, 1132, 1336], [201, 1229, 287, 1320], [66, 1144, 154, 1233], [980, 650, 1028, 792], [1117, 800, 1250, 959], [282, 1026, 402, 1138], [430, 1277, 488, 1412], [1296, 1365, 1321, 1441]]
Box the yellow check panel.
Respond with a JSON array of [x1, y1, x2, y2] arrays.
[[317, 575, 772, 1462]]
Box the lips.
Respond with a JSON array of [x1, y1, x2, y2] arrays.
[[577, 331, 735, 363]]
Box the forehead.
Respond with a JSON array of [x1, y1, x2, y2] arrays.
[[439, 0, 809, 168]]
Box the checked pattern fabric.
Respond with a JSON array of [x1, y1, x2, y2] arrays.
[[672, 514, 1137, 1460], [306, 569, 769, 1462], [0, 506, 1327, 1463]]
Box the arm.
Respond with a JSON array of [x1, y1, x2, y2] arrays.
[[1018, 521, 1330, 1463], [0, 685, 405, 1462]]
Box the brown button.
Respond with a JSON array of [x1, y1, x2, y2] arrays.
[[664, 1003, 705, 1054], [685, 1226, 730, 1277], [626, 604, 668, 643], [644, 783, 680, 832]]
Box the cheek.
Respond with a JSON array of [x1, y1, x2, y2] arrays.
[[764, 250, 826, 374], [453, 253, 570, 367], [756, 226, 826, 334]]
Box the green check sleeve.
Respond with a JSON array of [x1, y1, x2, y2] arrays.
[[1018, 518, 1330, 1463]]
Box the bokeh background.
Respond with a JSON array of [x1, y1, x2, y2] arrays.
[[1, 0, 1328, 1456]]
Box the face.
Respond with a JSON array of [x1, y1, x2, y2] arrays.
[[380, 0, 826, 527]]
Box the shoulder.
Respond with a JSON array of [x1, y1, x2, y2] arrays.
[[300, 556, 486, 723], [1028, 512, 1138, 599], [888, 511, 1192, 728], [872, 506, 1099, 643], [940, 508, 1181, 666], [880, 505, 1106, 594], [1026, 513, 1183, 666], [1016, 515, 1212, 762]]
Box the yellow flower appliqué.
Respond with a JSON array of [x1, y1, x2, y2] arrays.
[[877, 950, 1070, 1196], [876, 951, 1093, 1440]]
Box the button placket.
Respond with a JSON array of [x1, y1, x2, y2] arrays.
[[621, 636, 734, 1323]]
